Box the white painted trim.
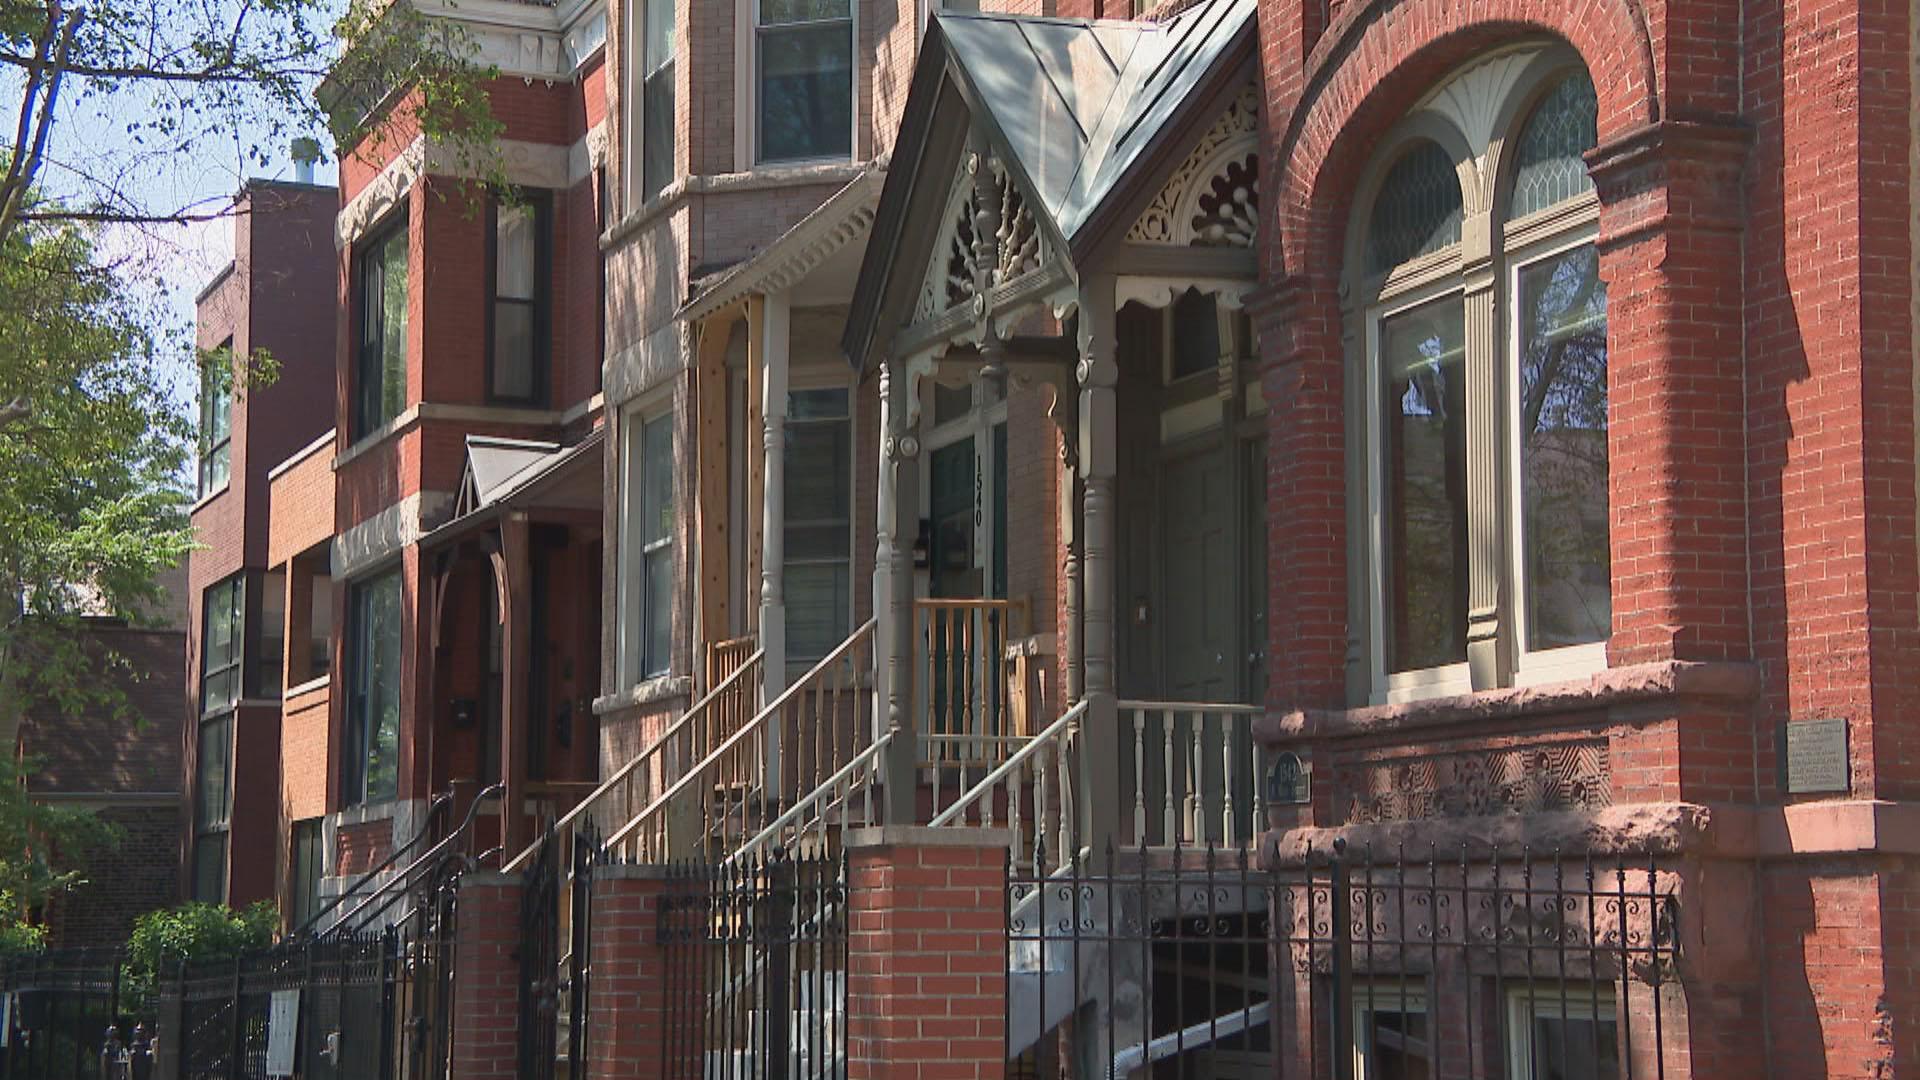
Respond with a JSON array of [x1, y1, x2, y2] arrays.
[[615, 390, 680, 687], [1503, 985, 1616, 1079], [736, 0, 858, 170]]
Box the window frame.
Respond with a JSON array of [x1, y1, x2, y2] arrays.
[[353, 213, 410, 440], [197, 340, 233, 498], [1363, 280, 1474, 703], [1503, 219, 1606, 687], [1349, 981, 1430, 1078], [1346, 52, 1608, 706], [624, 0, 677, 209], [485, 191, 554, 407], [191, 710, 232, 904], [740, 0, 857, 168], [201, 575, 245, 715], [782, 379, 857, 667], [343, 567, 404, 807], [1503, 985, 1620, 1078], [620, 400, 678, 685]]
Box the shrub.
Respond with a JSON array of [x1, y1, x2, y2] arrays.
[[120, 901, 276, 1010]]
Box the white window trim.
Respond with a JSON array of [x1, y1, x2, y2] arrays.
[[1364, 280, 1474, 705], [1351, 982, 1429, 1078], [1504, 220, 1607, 689], [784, 373, 859, 666], [622, 0, 674, 212], [734, 0, 859, 170], [619, 394, 677, 688], [1504, 985, 1618, 1078]]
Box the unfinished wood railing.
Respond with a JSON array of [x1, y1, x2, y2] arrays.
[[915, 598, 1028, 798], [604, 619, 877, 862], [928, 700, 1084, 877]]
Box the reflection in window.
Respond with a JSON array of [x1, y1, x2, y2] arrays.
[[1355, 992, 1430, 1080], [1379, 297, 1468, 674], [355, 220, 408, 437], [624, 412, 676, 681], [641, 0, 676, 201], [197, 345, 232, 496], [1508, 989, 1620, 1080], [201, 576, 244, 713], [1518, 245, 1609, 651], [758, 0, 853, 163], [345, 570, 403, 805]]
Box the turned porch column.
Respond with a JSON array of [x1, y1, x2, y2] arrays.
[[1076, 275, 1121, 859], [758, 291, 791, 700], [875, 359, 921, 825]]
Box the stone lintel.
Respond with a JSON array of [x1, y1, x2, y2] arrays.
[[843, 825, 1015, 852]]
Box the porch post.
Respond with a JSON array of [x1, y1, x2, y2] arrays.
[[1076, 275, 1121, 859], [759, 291, 791, 807], [876, 358, 920, 826], [496, 512, 532, 857]]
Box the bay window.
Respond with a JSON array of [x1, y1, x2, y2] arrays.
[[622, 408, 676, 683], [344, 569, 403, 805], [754, 0, 853, 164], [1352, 56, 1607, 702], [201, 576, 244, 714]]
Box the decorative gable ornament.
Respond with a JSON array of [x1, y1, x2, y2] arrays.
[[915, 151, 1050, 323], [1125, 84, 1260, 247]]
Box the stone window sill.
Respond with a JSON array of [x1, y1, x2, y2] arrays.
[[1255, 660, 1759, 746], [593, 673, 695, 716]]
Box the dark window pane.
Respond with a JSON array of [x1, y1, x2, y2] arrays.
[[641, 414, 674, 546], [1171, 288, 1221, 380], [1530, 1015, 1620, 1080], [1367, 141, 1462, 275], [258, 569, 284, 698], [760, 0, 850, 23], [1380, 296, 1468, 673], [290, 820, 323, 930], [758, 23, 852, 162], [195, 716, 231, 830], [347, 570, 403, 804], [492, 302, 536, 399], [786, 563, 850, 661], [1518, 244, 1609, 651], [643, 65, 675, 202], [644, 549, 672, 676], [192, 836, 228, 904]]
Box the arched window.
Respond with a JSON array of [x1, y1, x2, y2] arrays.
[[1351, 55, 1606, 703]]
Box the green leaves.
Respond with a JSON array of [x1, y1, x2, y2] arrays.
[[121, 899, 277, 1008]]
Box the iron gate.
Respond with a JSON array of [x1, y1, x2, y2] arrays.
[[0, 947, 145, 1080], [1007, 840, 1680, 1079], [656, 851, 848, 1080], [519, 828, 595, 1080]]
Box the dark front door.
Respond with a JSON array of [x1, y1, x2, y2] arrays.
[[1160, 444, 1237, 703]]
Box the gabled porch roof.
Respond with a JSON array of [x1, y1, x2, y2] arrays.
[[842, 0, 1255, 372]]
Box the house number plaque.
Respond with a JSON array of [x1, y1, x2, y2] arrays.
[[1784, 718, 1850, 795]]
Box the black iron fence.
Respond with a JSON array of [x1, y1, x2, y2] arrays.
[[520, 827, 596, 1080], [655, 852, 848, 1080], [0, 947, 149, 1080], [1008, 840, 1680, 1079]]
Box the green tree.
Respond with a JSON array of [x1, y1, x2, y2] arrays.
[[121, 900, 276, 1009], [0, 214, 193, 929]]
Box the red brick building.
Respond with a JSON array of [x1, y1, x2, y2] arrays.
[[184, 179, 340, 907]]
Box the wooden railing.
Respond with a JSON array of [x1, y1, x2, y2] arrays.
[[914, 598, 1028, 795], [1116, 700, 1266, 849], [928, 700, 1084, 877], [501, 650, 765, 873], [605, 620, 877, 862]]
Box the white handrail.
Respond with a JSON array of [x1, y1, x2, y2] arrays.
[[503, 648, 764, 872], [928, 700, 1087, 828], [603, 619, 876, 853], [729, 731, 893, 864]]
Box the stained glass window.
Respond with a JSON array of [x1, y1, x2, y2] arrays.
[[1366, 141, 1463, 275], [1509, 72, 1598, 219]]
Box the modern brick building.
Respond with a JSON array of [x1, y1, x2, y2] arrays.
[[184, 178, 340, 908]]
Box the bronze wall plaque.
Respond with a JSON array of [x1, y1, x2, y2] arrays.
[[1784, 718, 1850, 795]]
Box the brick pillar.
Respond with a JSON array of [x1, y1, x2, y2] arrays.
[[587, 865, 702, 1080], [450, 872, 522, 1080], [845, 827, 1010, 1080]]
